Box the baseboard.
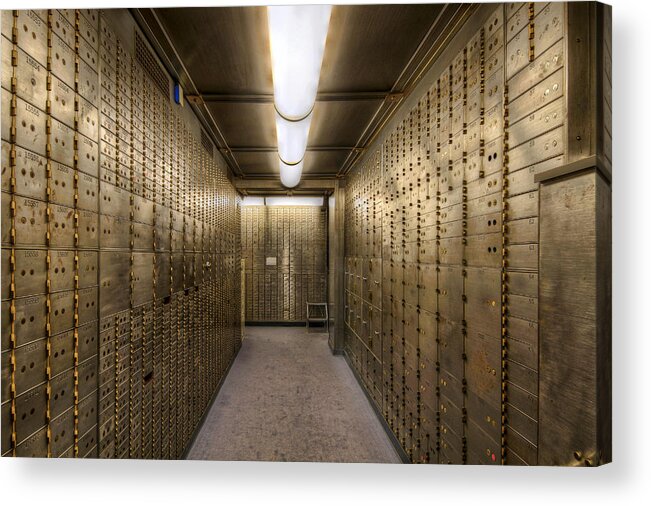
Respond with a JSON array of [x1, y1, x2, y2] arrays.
[[342, 352, 411, 464]]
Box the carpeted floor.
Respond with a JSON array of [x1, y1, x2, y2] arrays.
[[186, 326, 401, 463]]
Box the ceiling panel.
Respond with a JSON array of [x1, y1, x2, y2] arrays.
[[319, 5, 444, 93], [156, 7, 272, 94], [233, 151, 279, 176], [308, 99, 383, 148], [302, 150, 350, 175], [233, 150, 347, 177], [206, 102, 276, 148]]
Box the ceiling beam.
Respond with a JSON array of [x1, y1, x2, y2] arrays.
[[229, 146, 355, 153], [188, 91, 389, 104], [234, 178, 337, 192]]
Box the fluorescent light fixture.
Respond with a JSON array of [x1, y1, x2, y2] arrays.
[[241, 196, 265, 206], [266, 196, 324, 207], [279, 157, 303, 189], [268, 5, 332, 121], [276, 112, 311, 164]]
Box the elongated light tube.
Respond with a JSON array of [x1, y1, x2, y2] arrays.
[[268, 5, 331, 121], [276, 111, 312, 165], [269, 5, 331, 188], [279, 157, 303, 189]]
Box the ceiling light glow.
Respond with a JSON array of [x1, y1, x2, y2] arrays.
[[276, 112, 312, 165], [268, 5, 331, 188], [241, 196, 266, 206], [279, 157, 304, 189], [268, 5, 332, 121], [266, 196, 324, 207]]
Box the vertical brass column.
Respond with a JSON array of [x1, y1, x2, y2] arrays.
[[537, 2, 611, 467], [331, 179, 346, 353]]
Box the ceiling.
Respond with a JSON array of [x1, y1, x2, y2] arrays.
[[132, 4, 472, 192]]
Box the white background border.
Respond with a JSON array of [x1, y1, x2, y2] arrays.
[[1, 0, 648, 504]]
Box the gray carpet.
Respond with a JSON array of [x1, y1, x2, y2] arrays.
[[186, 326, 401, 463]]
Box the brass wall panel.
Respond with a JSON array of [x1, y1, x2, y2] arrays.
[[439, 318, 463, 380], [132, 222, 153, 250], [466, 418, 500, 465], [506, 271, 538, 298], [12, 46, 48, 112], [12, 339, 47, 396], [5, 144, 46, 201], [466, 212, 501, 237], [99, 181, 130, 218], [506, 244, 538, 271], [78, 354, 98, 398], [50, 76, 75, 128], [78, 97, 99, 142], [506, 317, 538, 370], [99, 215, 130, 249], [49, 368, 75, 419], [49, 204, 76, 248], [0, 89, 10, 143], [465, 267, 501, 339], [78, 59, 99, 105], [77, 136, 100, 178], [1, 249, 10, 300], [50, 118, 75, 167], [14, 249, 47, 297], [77, 173, 99, 212], [14, 96, 47, 156], [465, 233, 502, 268], [510, 70, 565, 125], [49, 162, 75, 208], [14, 384, 48, 443], [9, 11, 48, 67], [133, 195, 154, 224], [50, 408, 74, 457], [50, 290, 75, 335], [78, 210, 99, 248], [508, 217, 539, 244], [78, 287, 98, 326], [78, 322, 98, 365], [51, 10, 75, 48], [482, 138, 504, 177], [15, 425, 48, 457], [49, 249, 75, 293], [50, 33, 76, 86], [465, 330, 500, 408], [13, 294, 47, 347], [506, 27, 529, 80], [99, 251, 130, 316], [242, 205, 326, 322], [509, 39, 564, 101], [534, 2, 564, 55], [341, 3, 600, 465]]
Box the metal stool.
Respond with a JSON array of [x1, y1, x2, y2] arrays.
[[306, 302, 329, 333]]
